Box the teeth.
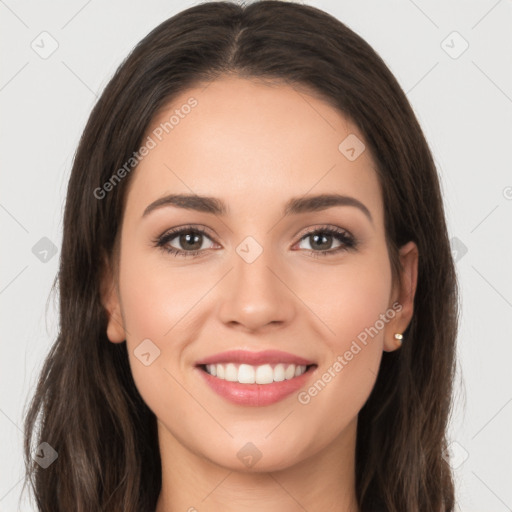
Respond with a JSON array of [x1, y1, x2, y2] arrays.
[[255, 364, 273, 384], [239, 364, 255, 384], [225, 363, 238, 382], [273, 363, 285, 382], [285, 364, 296, 380], [204, 363, 308, 384]]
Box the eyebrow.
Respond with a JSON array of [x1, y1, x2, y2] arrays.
[[142, 193, 373, 224]]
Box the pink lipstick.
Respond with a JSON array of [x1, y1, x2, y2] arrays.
[[195, 350, 317, 406]]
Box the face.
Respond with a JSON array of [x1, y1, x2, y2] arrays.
[[102, 76, 418, 472]]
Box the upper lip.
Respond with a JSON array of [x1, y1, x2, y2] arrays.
[[195, 349, 316, 367]]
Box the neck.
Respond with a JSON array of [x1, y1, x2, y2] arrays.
[[155, 417, 360, 512]]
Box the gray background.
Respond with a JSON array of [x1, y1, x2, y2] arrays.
[[1, 0, 511, 510]]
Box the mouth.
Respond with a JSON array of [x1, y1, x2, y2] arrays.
[[194, 350, 318, 406]]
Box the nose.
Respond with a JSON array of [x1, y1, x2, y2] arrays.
[[217, 242, 297, 332]]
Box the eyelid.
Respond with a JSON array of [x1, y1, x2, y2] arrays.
[[152, 224, 217, 248], [154, 224, 216, 241], [295, 224, 352, 239]]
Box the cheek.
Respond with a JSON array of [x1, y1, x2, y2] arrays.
[[117, 262, 208, 435], [118, 242, 208, 341], [114, 239, 204, 398], [301, 251, 393, 350], [293, 252, 392, 422]]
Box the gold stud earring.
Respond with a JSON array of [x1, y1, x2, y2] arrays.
[[394, 333, 403, 347]]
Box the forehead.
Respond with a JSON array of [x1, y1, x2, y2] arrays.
[[124, 76, 383, 226]]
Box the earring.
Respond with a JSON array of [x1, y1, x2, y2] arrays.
[[394, 333, 403, 347]]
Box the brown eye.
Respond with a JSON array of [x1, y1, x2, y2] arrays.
[[154, 227, 216, 257], [175, 232, 204, 251], [295, 227, 357, 257]]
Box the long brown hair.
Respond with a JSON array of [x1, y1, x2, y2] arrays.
[[22, 1, 459, 510]]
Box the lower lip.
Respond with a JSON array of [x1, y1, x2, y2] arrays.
[[196, 366, 316, 406]]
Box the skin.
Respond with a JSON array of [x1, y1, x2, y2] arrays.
[[101, 76, 418, 512]]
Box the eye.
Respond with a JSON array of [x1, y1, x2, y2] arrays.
[[294, 226, 357, 257], [153, 226, 217, 257]]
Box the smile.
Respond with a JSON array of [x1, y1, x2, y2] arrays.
[[195, 350, 318, 406]]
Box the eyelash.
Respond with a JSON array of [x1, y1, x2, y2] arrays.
[[153, 224, 357, 259]]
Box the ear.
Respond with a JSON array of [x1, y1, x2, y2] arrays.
[[99, 255, 126, 344], [383, 240, 419, 352]]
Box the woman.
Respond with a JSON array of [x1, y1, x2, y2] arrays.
[[22, 1, 459, 511]]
